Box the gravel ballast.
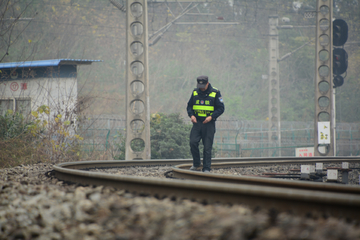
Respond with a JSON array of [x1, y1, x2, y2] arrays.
[[1, 162, 360, 240]]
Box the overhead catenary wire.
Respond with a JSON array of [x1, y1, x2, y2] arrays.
[[149, 2, 199, 44]]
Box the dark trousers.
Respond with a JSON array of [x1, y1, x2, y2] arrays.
[[190, 121, 215, 171]]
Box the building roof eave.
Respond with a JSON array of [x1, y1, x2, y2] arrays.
[[0, 59, 102, 70]]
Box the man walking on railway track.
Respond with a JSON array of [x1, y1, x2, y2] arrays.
[[187, 76, 225, 173]]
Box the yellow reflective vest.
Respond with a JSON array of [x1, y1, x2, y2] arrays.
[[192, 89, 217, 117]]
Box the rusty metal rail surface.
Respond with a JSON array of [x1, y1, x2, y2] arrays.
[[53, 157, 360, 220], [172, 159, 360, 195]]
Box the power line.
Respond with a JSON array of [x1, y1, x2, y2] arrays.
[[30, 20, 124, 29], [151, 28, 314, 41], [16, 29, 123, 39], [18, 26, 267, 42], [27, 1, 314, 33], [33, 2, 121, 12], [37, 1, 307, 18], [18, 24, 317, 45], [154, 39, 266, 47]]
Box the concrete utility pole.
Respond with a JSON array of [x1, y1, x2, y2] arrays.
[[125, 0, 151, 160], [268, 15, 281, 156], [267, 16, 315, 157], [122, 0, 232, 159], [314, 0, 334, 156]]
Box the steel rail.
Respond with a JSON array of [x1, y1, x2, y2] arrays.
[[53, 157, 360, 220], [56, 156, 360, 169], [172, 162, 360, 195]]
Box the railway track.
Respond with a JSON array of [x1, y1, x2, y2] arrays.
[[53, 157, 360, 220]]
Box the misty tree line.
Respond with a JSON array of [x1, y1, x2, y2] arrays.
[[1, 0, 360, 123]]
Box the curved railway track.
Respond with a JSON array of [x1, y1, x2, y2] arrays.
[[53, 157, 360, 220]]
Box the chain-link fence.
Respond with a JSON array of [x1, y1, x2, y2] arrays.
[[78, 116, 360, 158], [78, 115, 125, 154], [214, 119, 360, 157]]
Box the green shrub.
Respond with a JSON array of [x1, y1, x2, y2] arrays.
[[0, 109, 46, 167], [150, 113, 192, 159], [0, 106, 83, 168], [113, 113, 193, 160], [0, 110, 32, 140], [112, 131, 126, 160]]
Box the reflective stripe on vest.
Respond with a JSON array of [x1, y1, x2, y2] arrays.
[[193, 90, 216, 98], [193, 105, 214, 111], [192, 90, 216, 117], [209, 92, 216, 98], [196, 112, 208, 117]]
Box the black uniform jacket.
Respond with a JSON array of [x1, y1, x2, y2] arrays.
[[186, 83, 225, 122]]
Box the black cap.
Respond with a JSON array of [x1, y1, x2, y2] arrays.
[[197, 75, 208, 88]]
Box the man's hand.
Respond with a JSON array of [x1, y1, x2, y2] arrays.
[[203, 116, 212, 124], [190, 115, 197, 123]]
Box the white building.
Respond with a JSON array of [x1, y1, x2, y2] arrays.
[[0, 59, 101, 120]]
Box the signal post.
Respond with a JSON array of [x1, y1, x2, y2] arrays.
[[314, 0, 334, 156], [314, 0, 348, 156], [125, 1, 151, 160], [268, 15, 281, 155]]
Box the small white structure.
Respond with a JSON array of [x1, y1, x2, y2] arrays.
[[327, 169, 338, 181], [0, 59, 101, 120]]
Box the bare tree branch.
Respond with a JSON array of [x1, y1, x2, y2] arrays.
[[0, 0, 35, 62]]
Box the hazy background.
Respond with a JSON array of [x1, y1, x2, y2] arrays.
[[2, 0, 360, 123]]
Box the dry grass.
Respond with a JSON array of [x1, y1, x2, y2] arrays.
[[0, 134, 49, 168]]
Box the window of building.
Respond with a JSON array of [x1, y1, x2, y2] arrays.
[[15, 99, 31, 116], [0, 99, 14, 116], [0, 98, 31, 116]]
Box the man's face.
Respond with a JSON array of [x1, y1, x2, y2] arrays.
[[200, 82, 209, 91]]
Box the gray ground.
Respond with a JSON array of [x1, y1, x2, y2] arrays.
[[1, 163, 360, 240]]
